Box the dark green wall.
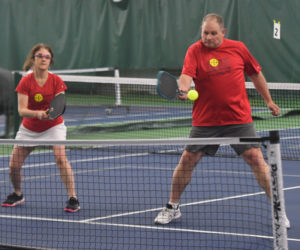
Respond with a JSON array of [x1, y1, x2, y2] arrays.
[[0, 0, 299, 82]]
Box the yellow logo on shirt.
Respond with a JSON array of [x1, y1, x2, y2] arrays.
[[209, 58, 219, 67], [34, 93, 43, 102]]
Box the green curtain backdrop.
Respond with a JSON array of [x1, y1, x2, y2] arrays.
[[0, 0, 299, 82]]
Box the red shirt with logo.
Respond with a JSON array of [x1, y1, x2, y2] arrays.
[[182, 38, 261, 126], [15, 72, 67, 132]]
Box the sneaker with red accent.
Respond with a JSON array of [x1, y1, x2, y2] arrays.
[[64, 197, 80, 213], [2, 192, 25, 207]]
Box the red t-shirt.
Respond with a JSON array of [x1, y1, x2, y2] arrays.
[[15, 72, 67, 132], [182, 39, 261, 126]]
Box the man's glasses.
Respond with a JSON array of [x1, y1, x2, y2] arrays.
[[34, 53, 51, 60]]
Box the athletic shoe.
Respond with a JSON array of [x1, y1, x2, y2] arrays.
[[1, 192, 25, 207], [64, 197, 80, 213], [154, 203, 181, 224], [283, 214, 291, 229]]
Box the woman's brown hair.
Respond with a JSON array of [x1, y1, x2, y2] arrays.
[[23, 43, 54, 71]]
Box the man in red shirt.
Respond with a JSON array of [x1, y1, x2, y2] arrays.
[[154, 13, 290, 228]]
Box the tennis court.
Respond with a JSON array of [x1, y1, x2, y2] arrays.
[[0, 135, 299, 249], [1, 73, 300, 248], [1, 1, 300, 248], [1, 72, 300, 249]]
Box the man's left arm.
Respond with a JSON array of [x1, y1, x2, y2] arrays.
[[249, 71, 280, 116]]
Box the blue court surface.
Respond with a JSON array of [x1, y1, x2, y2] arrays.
[[0, 106, 299, 249], [0, 144, 299, 249], [63, 105, 193, 128]]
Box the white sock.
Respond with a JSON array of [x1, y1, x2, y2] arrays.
[[168, 202, 179, 209]]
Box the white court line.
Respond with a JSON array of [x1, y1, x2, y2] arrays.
[[0, 214, 278, 240], [0, 165, 255, 184], [0, 214, 273, 240], [0, 149, 299, 238], [0, 152, 149, 172], [81, 191, 265, 222], [1, 155, 299, 184], [0, 162, 299, 242], [0, 153, 151, 183], [0, 199, 299, 243], [80, 186, 300, 222], [0, 165, 142, 183], [282, 185, 300, 191]]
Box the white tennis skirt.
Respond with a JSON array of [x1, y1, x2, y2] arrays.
[[16, 123, 67, 141]]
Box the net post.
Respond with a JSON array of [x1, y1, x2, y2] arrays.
[[267, 130, 288, 250], [114, 69, 121, 106]]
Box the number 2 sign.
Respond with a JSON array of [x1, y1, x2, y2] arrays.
[[273, 20, 281, 40]]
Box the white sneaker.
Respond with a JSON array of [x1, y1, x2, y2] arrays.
[[154, 203, 181, 225], [282, 215, 291, 229]]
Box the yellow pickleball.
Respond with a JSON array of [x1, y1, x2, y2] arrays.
[[187, 90, 198, 101]]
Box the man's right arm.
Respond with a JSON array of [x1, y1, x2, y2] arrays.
[[178, 74, 193, 100]]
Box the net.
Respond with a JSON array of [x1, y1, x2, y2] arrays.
[[0, 135, 287, 249], [50, 67, 116, 75], [57, 74, 300, 160]]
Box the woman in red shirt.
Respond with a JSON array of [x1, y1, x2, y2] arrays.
[[2, 43, 80, 212]]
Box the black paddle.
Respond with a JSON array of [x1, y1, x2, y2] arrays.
[[156, 71, 184, 101], [47, 93, 66, 119]]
